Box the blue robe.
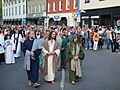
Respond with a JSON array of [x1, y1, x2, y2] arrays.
[[24, 38, 41, 83]]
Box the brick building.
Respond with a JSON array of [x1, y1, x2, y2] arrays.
[[47, 0, 79, 26]]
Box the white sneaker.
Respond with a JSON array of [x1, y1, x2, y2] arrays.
[[85, 48, 87, 50]]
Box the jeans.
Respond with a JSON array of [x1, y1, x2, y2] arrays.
[[106, 38, 110, 49], [85, 38, 92, 49]]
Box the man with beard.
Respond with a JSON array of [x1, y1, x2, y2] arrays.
[[23, 30, 42, 88], [42, 31, 60, 84]]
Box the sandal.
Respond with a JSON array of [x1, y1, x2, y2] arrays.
[[33, 83, 40, 88], [71, 81, 76, 85], [51, 81, 56, 85]]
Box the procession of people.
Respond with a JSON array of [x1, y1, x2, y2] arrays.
[[0, 24, 120, 88]]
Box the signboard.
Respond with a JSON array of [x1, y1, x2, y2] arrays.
[[22, 19, 26, 25], [54, 16, 60, 21], [117, 20, 120, 26], [77, 11, 81, 22], [72, 12, 77, 18]]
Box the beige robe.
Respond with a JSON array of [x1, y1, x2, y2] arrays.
[[42, 39, 60, 81]]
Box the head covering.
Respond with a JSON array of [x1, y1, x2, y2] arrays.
[[72, 35, 77, 42]]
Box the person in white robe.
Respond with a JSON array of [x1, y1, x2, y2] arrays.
[[5, 35, 15, 64], [11, 29, 22, 58], [42, 31, 60, 84], [0, 30, 5, 65]]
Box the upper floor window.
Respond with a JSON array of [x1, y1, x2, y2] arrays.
[[74, 0, 78, 9], [66, 0, 70, 10], [59, 0, 63, 11], [42, 3, 45, 11], [53, 2, 56, 11], [48, 3, 50, 12], [19, 6, 21, 15], [18, 0, 20, 3], [85, 0, 90, 3], [28, 6, 31, 14], [99, 0, 105, 1], [9, 8, 11, 16], [39, 4, 42, 12], [23, 5, 25, 14], [15, 6, 17, 15], [15, 0, 17, 4], [12, 7, 14, 15]]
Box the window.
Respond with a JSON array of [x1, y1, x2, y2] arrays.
[[23, 0, 25, 2], [11, 0, 13, 5], [66, 0, 70, 10], [48, 3, 50, 12], [53, 2, 56, 11], [4, 9, 5, 16], [74, 0, 78, 9], [9, 8, 11, 16], [42, 3, 45, 11], [39, 4, 42, 12], [12, 7, 14, 15], [99, 0, 105, 1], [35, 5, 37, 13], [18, 0, 20, 3], [6, 8, 8, 16], [15, 0, 17, 4], [32, 5, 34, 13], [28, 6, 31, 14], [23, 5, 25, 14], [85, 0, 90, 3], [59, 0, 63, 11], [19, 6, 21, 15], [15, 6, 17, 15]]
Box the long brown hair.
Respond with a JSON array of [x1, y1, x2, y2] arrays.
[[48, 31, 57, 40]]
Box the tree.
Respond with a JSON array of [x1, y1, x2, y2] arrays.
[[0, 0, 2, 19]]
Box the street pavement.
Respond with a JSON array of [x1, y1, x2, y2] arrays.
[[0, 49, 120, 90]]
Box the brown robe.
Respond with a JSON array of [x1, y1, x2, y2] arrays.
[[42, 39, 60, 74]]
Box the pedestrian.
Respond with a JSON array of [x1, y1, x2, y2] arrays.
[[23, 30, 42, 88], [60, 30, 68, 69], [67, 35, 85, 85], [110, 29, 117, 52], [0, 29, 5, 65], [116, 34, 120, 54], [93, 29, 100, 51], [11, 29, 22, 58], [4, 35, 15, 64], [42, 31, 60, 84]]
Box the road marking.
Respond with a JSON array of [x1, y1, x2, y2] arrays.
[[60, 69, 65, 90]]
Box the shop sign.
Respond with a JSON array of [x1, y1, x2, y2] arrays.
[[117, 20, 120, 26]]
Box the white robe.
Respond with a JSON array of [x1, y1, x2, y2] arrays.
[[5, 39, 15, 64], [0, 34, 5, 54], [43, 40, 60, 81], [11, 34, 22, 58]]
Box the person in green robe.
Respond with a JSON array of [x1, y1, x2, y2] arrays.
[[67, 35, 85, 85], [61, 30, 68, 69]]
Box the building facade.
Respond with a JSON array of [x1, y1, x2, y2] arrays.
[[80, 0, 120, 28], [47, 0, 79, 26], [2, 0, 27, 25], [26, 0, 46, 25]]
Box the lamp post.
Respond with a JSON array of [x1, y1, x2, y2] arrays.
[[77, 0, 81, 26]]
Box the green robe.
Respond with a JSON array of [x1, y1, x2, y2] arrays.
[[67, 42, 84, 81], [61, 36, 68, 59]]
